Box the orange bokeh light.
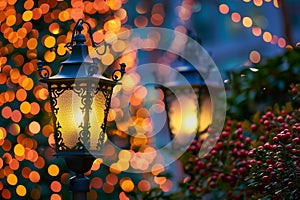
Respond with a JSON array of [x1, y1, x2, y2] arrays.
[[219, 4, 229, 14], [29, 171, 40, 183]]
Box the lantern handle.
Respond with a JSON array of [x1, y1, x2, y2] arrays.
[[65, 19, 97, 49], [65, 19, 110, 56], [112, 63, 126, 81]]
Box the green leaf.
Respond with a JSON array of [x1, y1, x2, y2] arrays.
[[252, 112, 261, 124], [273, 103, 280, 115]]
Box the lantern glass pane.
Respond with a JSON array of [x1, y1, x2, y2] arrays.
[[168, 88, 198, 146], [53, 84, 108, 151], [91, 91, 106, 150], [56, 90, 82, 148]]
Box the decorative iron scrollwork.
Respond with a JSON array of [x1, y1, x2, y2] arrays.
[[37, 60, 50, 79], [65, 19, 98, 50], [112, 63, 126, 81]]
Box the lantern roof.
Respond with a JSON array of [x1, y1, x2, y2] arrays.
[[164, 58, 206, 88], [39, 19, 118, 85]]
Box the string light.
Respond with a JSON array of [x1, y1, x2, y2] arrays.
[[218, 2, 288, 49]]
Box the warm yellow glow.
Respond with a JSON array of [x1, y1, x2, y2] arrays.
[[27, 38, 38, 50], [0, 128, 6, 140], [117, 159, 129, 171], [151, 164, 164, 176], [44, 36, 56, 48], [242, 17, 253, 28], [101, 53, 114, 66], [7, 174, 18, 186], [169, 95, 197, 135], [20, 101, 31, 114], [55, 88, 106, 150], [58, 10, 70, 22], [22, 10, 33, 21], [112, 40, 126, 52], [6, 15, 16, 26], [168, 93, 199, 146], [29, 121, 41, 134], [104, 18, 121, 32], [14, 144, 25, 157], [120, 178, 134, 192], [16, 185, 27, 197], [44, 50, 56, 62], [48, 164, 59, 176], [273, 0, 279, 8], [118, 150, 131, 160], [263, 31, 272, 42], [110, 163, 122, 174], [57, 43, 67, 56]]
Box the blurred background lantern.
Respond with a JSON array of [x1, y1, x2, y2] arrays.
[[161, 58, 212, 148], [38, 19, 125, 200]]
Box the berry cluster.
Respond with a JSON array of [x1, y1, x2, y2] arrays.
[[183, 120, 252, 199], [248, 109, 300, 199]]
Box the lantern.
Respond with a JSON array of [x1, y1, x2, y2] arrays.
[[38, 19, 125, 199], [161, 58, 212, 148]]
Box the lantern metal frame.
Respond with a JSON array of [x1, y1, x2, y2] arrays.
[[38, 19, 125, 200]]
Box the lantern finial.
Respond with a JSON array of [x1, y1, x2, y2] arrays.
[[66, 19, 97, 49]]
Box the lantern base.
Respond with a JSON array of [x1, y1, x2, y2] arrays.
[[69, 173, 90, 200], [55, 151, 96, 174], [55, 152, 96, 200]]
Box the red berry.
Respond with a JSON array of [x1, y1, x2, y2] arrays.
[[212, 175, 218, 181], [250, 124, 257, 132], [209, 181, 216, 188], [211, 149, 217, 156], [189, 186, 195, 192], [292, 149, 298, 154], [281, 110, 287, 116], [264, 142, 271, 150], [248, 151, 254, 157], [231, 168, 238, 175], [258, 146, 264, 151], [266, 167, 273, 173], [273, 137, 279, 143], [262, 175, 270, 183], [204, 153, 210, 160], [245, 137, 251, 144], [292, 87, 298, 94], [196, 188, 202, 193], [221, 131, 230, 138], [266, 111, 274, 119], [237, 122, 242, 128], [277, 116, 284, 123], [259, 136, 266, 142], [226, 120, 232, 126], [236, 127, 243, 134], [239, 167, 246, 174], [232, 148, 238, 155], [225, 126, 231, 131], [292, 137, 299, 143]]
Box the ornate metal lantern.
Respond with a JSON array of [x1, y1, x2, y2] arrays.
[[38, 19, 125, 199], [161, 58, 212, 147]]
